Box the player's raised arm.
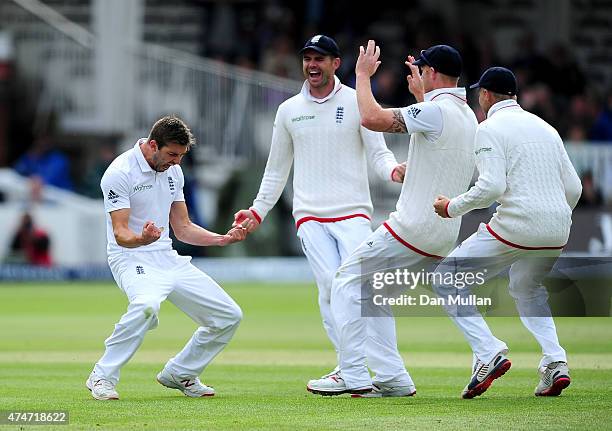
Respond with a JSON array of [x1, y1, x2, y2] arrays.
[[355, 40, 409, 133]]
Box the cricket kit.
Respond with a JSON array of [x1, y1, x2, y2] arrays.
[[436, 99, 582, 368], [250, 76, 398, 366], [93, 140, 242, 385], [331, 88, 479, 389]]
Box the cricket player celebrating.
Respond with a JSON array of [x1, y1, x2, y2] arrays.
[[433, 67, 582, 398], [233, 35, 405, 382], [87, 116, 250, 400], [307, 41, 478, 396]]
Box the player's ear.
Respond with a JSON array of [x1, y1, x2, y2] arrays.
[[333, 57, 341, 70], [149, 139, 158, 152]]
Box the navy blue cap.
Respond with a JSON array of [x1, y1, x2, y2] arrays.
[[413, 45, 462, 77], [470, 67, 518, 96], [299, 34, 341, 58]]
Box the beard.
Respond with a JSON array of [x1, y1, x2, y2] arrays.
[[152, 153, 170, 172]]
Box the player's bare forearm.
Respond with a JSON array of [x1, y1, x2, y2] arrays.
[[356, 75, 407, 133], [384, 109, 408, 133], [113, 226, 149, 248], [111, 210, 161, 248], [172, 222, 228, 246], [356, 73, 384, 128]]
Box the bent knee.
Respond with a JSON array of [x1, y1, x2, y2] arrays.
[[130, 298, 161, 319], [228, 303, 243, 324]]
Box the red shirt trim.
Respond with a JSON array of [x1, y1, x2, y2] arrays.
[[312, 86, 343, 104], [249, 208, 262, 224], [430, 92, 467, 103], [296, 213, 370, 230], [485, 224, 565, 250], [383, 222, 444, 259]]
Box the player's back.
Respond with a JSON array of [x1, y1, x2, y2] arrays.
[[485, 107, 574, 247]]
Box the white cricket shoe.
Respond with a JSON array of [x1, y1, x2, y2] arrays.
[[86, 373, 119, 400], [351, 382, 416, 398], [306, 373, 372, 396], [535, 361, 571, 396], [320, 366, 341, 379], [462, 350, 512, 399], [307, 366, 340, 387], [156, 369, 215, 397]]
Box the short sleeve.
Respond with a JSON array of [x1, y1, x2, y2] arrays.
[[100, 169, 130, 213], [173, 166, 185, 202], [399, 101, 443, 141]]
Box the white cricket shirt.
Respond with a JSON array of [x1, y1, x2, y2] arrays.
[[100, 139, 185, 256], [448, 99, 582, 248], [251, 76, 398, 229], [384, 87, 478, 258]]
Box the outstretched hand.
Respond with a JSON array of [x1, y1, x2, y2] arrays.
[[233, 209, 260, 233], [220, 224, 249, 246], [356, 40, 382, 78], [405, 55, 424, 102]]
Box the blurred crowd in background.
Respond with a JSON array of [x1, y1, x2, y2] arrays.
[[196, 1, 612, 142]]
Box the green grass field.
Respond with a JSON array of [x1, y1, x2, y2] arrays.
[[1, 282, 611, 430]]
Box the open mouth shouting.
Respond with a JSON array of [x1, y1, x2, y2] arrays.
[[308, 69, 323, 84]]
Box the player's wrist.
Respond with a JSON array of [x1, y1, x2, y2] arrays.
[[249, 208, 262, 224], [444, 200, 453, 218]]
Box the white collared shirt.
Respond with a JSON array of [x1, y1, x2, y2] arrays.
[[100, 139, 185, 255], [399, 87, 467, 142], [300, 75, 343, 103]]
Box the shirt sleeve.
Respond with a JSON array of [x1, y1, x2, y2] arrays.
[[251, 107, 294, 222], [173, 166, 186, 202], [399, 101, 443, 142], [359, 126, 398, 182], [447, 126, 507, 217], [100, 168, 130, 213], [559, 142, 582, 210]]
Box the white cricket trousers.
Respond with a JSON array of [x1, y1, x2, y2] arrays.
[[331, 225, 432, 389], [296, 217, 373, 365], [93, 250, 242, 384], [433, 223, 567, 368]]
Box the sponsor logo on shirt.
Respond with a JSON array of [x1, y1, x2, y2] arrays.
[[475, 147, 492, 155], [133, 183, 153, 193], [107, 189, 119, 203], [168, 176, 175, 191], [408, 107, 421, 118], [136, 265, 145, 275], [291, 115, 315, 122]]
